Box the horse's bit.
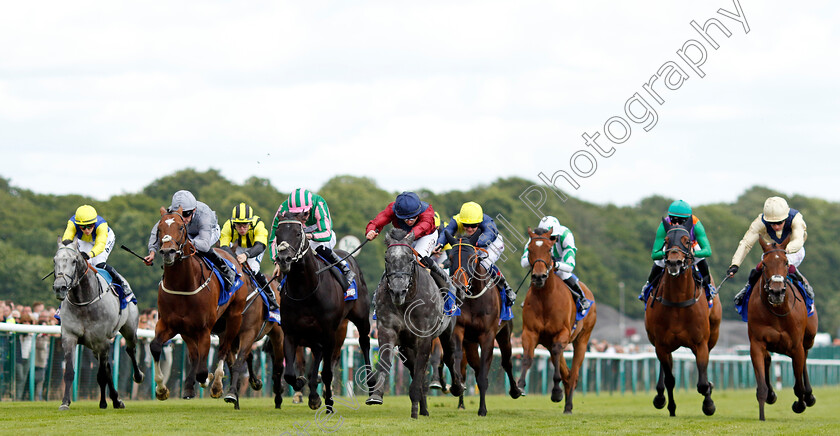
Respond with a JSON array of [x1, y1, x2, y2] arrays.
[[385, 243, 419, 294], [274, 220, 310, 263], [759, 248, 798, 317], [56, 246, 106, 307]]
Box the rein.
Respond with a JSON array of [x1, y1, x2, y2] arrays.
[[451, 241, 495, 300], [384, 243, 425, 298]]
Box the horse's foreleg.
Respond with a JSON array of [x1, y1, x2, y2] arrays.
[[151, 323, 176, 400], [495, 324, 518, 399], [791, 346, 808, 414], [655, 347, 676, 416], [320, 339, 337, 413], [308, 347, 324, 410], [694, 344, 715, 416], [409, 339, 433, 419], [179, 336, 200, 399], [282, 335, 305, 391], [516, 330, 537, 399], [267, 328, 285, 409], [763, 352, 776, 405], [96, 352, 109, 409], [59, 335, 78, 410], [366, 329, 396, 406], [102, 356, 124, 409], [750, 341, 769, 421], [439, 325, 463, 397], [475, 335, 495, 417], [803, 350, 816, 407], [567, 329, 594, 414], [549, 340, 570, 408]]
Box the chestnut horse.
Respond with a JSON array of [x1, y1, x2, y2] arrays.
[[444, 231, 517, 417], [747, 236, 818, 421], [644, 222, 721, 416], [514, 227, 596, 414], [149, 207, 248, 402], [272, 215, 373, 412]]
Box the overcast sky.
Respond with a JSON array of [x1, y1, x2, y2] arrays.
[[1, 0, 837, 208]]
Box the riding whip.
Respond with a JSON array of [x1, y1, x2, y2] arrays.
[[121, 245, 151, 266], [717, 274, 732, 290], [315, 238, 369, 274], [41, 270, 55, 281], [241, 270, 279, 315]]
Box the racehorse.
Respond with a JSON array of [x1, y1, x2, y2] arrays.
[[222, 265, 285, 409], [148, 207, 248, 402], [747, 236, 818, 421], [444, 230, 518, 416], [272, 213, 373, 412], [52, 243, 144, 410], [365, 229, 463, 418], [513, 227, 596, 413], [643, 222, 721, 416]]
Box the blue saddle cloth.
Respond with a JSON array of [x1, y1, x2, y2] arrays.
[[499, 287, 513, 322], [200, 257, 243, 306], [444, 290, 461, 316], [246, 273, 281, 324], [639, 267, 715, 311], [735, 277, 815, 322]]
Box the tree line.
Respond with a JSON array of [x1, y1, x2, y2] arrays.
[[2, 169, 838, 336]]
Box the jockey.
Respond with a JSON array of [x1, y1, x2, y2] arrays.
[[729, 196, 812, 305], [61, 205, 133, 298], [269, 188, 355, 292], [220, 203, 279, 312], [144, 190, 236, 290], [520, 216, 590, 312], [640, 200, 713, 301], [365, 192, 451, 292], [436, 201, 515, 307]]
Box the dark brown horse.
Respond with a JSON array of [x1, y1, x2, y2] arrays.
[[747, 236, 818, 421], [272, 215, 373, 412], [149, 207, 248, 401], [444, 231, 517, 416], [644, 223, 721, 416], [514, 228, 596, 413]]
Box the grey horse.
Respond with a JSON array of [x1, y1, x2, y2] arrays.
[[52, 243, 144, 410], [365, 229, 464, 418]]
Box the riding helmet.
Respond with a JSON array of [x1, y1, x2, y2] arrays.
[[458, 202, 484, 225], [763, 196, 790, 222], [667, 200, 692, 218], [74, 205, 98, 226], [393, 192, 428, 219]]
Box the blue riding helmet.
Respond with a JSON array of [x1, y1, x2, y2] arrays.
[[394, 192, 429, 219]]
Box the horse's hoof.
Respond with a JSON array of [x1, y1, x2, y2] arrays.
[[250, 379, 263, 391], [293, 376, 307, 391], [210, 388, 223, 399], [477, 409, 487, 417], [766, 390, 777, 404], [564, 409, 573, 415], [411, 411, 418, 419], [59, 404, 70, 411], [99, 402, 108, 409], [182, 395, 194, 400], [309, 396, 321, 410], [366, 394, 383, 405], [792, 401, 806, 414], [134, 372, 145, 384], [292, 392, 303, 404], [551, 388, 563, 403], [702, 399, 715, 416], [429, 381, 442, 390], [806, 394, 816, 407], [510, 387, 522, 399], [441, 386, 449, 394], [114, 400, 125, 409], [449, 383, 464, 397], [224, 393, 237, 404], [653, 395, 666, 409], [156, 387, 170, 401]]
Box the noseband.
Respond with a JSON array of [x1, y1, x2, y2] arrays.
[[759, 248, 797, 316], [159, 215, 194, 261], [528, 235, 554, 271], [274, 220, 310, 263], [385, 243, 421, 294], [55, 246, 104, 306], [664, 227, 693, 273]]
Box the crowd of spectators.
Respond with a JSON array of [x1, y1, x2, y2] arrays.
[[1, 300, 60, 401]]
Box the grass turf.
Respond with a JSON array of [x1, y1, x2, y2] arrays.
[[1, 387, 838, 435]]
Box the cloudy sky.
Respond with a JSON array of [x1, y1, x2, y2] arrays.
[[1, 0, 837, 208]]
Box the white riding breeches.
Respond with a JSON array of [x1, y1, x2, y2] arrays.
[[234, 246, 264, 272], [787, 247, 805, 268], [310, 232, 337, 251], [78, 228, 115, 266], [413, 231, 438, 258], [479, 234, 505, 270]]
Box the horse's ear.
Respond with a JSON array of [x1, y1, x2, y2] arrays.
[[527, 227, 534, 237], [444, 230, 457, 246], [681, 234, 691, 248], [384, 231, 394, 246], [662, 217, 672, 231], [160, 206, 167, 216], [758, 236, 771, 252], [57, 236, 62, 248], [467, 229, 482, 245], [405, 232, 415, 244], [780, 234, 791, 250]]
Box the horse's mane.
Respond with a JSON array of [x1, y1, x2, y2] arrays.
[[388, 228, 409, 241], [533, 227, 551, 236]]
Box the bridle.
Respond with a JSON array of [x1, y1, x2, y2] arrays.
[[759, 248, 798, 316], [159, 213, 196, 262], [528, 235, 554, 273], [385, 243, 422, 296], [273, 219, 310, 264], [654, 227, 699, 308], [55, 246, 105, 307], [449, 240, 494, 299]]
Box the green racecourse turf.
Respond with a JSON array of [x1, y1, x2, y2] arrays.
[[2, 387, 839, 435]]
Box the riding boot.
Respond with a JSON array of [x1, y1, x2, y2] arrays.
[[202, 249, 236, 290], [491, 265, 516, 307], [98, 263, 133, 298], [733, 267, 761, 306], [420, 256, 453, 293], [314, 246, 356, 290], [563, 276, 590, 312], [790, 266, 815, 300], [255, 272, 280, 311], [639, 264, 664, 301], [696, 258, 714, 296]]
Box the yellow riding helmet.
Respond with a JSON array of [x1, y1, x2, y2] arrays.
[[763, 196, 790, 222], [459, 202, 484, 225], [74, 205, 97, 225], [231, 203, 254, 224]]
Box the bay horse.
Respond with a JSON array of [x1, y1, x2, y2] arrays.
[[365, 229, 463, 418], [644, 222, 721, 416], [747, 236, 818, 421], [52, 243, 144, 410], [149, 207, 248, 402], [444, 230, 517, 416], [272, 214, 373, 412], [514, 227, 596, 413]]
